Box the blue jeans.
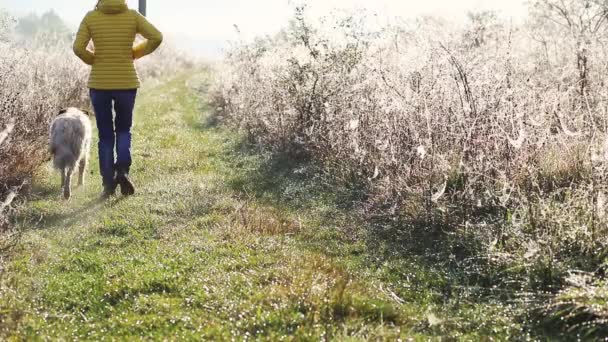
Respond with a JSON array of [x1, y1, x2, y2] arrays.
[[90, 89, 137, 187]]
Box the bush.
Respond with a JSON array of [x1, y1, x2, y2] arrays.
[[0, 15, 89, 230], [215, 4, 608, 309], [137, 44, 196, 82]]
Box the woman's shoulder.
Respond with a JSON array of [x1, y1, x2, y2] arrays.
[[82, 10, 97, 20], [82, 9, 139, 24], [127, 9, 142, 17], [83, 9, 136, 18]]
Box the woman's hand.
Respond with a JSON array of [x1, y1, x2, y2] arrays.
[[133, 42, 146, 60], [133, 48, 145, 60], [132, 34, 146, 60]]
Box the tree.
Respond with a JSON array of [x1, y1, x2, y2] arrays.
[[530, 0, 608, 95], [463, 10, 502, 48], [15, 10, 70, 41], [0, 10, 15, 43], [15, 13, 38, 37]]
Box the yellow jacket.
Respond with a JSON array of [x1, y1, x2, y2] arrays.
[[73, 0, 163, 90]]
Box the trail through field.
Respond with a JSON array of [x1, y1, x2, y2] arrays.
[[0, 74, 535, 340]]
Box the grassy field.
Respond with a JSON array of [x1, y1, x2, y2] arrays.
[[0, 73, 550, 340]]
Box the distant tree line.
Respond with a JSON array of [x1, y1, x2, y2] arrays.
[[14, 10, 71, 43]]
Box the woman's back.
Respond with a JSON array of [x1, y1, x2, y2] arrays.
[[73, 0, 162, 90]]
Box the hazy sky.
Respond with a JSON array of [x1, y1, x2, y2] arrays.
[[0, 0, 528, 56]]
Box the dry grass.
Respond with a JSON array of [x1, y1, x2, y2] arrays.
[[544, 276, 608, 337], [223, 202, 302, 237]]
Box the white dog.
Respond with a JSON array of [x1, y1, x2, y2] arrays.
[[49, 108, 92, 200]]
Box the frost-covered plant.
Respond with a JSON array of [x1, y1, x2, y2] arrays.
[[216, 6, 608, 299], [0, 42, 90, 230]]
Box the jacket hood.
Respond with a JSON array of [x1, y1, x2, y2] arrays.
[[97, 0, 128, 14]]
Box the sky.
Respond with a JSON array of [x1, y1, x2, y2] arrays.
[[0, 0, 529, 58]]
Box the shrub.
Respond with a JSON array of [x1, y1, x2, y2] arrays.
[[216, 5, 608, 302], [137, 44, 196, 81], [0, 15, 89, 230]]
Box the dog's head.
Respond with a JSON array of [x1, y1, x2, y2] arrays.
[[58, 108, 93, 117]]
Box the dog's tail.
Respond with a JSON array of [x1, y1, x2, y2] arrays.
[[49, 120, 86, 171], [51, 148, 73, 170], [51, 141, 84, 170]]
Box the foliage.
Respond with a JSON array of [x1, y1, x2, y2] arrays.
[[0, 15, 89, 231], [216, 5, 608, 337]]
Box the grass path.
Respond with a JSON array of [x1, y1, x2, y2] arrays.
[[0, 74, 529, 340]]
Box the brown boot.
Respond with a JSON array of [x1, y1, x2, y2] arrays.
[[116, 170, 135, 196], [101, 181, 117, 199]]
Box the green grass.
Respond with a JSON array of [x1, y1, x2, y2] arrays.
[[0, 72, 536, 340]]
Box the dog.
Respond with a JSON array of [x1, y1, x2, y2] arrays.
[[49, 108, 93, 200]]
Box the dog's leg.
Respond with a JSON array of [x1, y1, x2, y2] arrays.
[[61, 167, 66, 189], [64, 167, 74, 200], [77, 157, 87, 187]]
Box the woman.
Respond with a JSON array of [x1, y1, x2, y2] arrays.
[[73, 0, 163, 198]]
